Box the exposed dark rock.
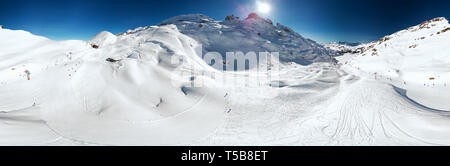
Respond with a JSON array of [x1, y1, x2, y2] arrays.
[[106, 58, 120, 63], [225, 14, 240, 21], [91, 44, 99, 49]]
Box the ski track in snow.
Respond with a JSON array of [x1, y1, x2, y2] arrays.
[[2, 54, 450, 146], [192, 63, 450, 146]]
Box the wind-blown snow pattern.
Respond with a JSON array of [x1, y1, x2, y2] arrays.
[[1, 15, 450, 145]]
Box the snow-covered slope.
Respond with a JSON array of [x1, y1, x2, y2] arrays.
[[338, 17, 450, 111], [158, 13, 334, 66], [2, 15, 450, 146], [89, 31, 117, 47], [0, 25, 228, 145]]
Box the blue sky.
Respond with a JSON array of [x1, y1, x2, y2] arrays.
[[1, 0, 450, 43]]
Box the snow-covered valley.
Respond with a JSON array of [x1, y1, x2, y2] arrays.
[[1, 14, 450, 146]]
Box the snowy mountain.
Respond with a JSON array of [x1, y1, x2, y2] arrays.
[[0, 24, 229, 145], [337, 17, 450, 110], [1, 15, 450, 146], [158, 13, 334, 66], [337, 41, 361, 47], [324, 42, 361, 55]]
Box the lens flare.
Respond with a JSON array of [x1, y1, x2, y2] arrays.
[[256, 1, 271, 14]]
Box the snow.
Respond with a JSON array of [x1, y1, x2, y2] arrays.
[[0, 25, 227, 145], [324, 42, 360, 54], [1, 15, 450, 145], [159, 13, 334, 66], [336, 17, 450, 111], [89, 31, 117, 47]]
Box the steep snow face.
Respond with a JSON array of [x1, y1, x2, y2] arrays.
[[159, 13, 334, 66], [338, 17, 450, 111], [0, 25, 227, 145]]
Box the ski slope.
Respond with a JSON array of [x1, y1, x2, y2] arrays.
[[1, 15, 450, 145], [0, 25, 227, 145], [337, 17, 450, 111]]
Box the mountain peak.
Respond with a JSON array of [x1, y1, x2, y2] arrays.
[[245, 13, 261, 20], [225, 14, 240, 22], [430, 17, 448, 23], [154, 13, 333, 65], [89, 31, 117, 47], [417, 17, 449, 28], [245, 12, 273, 25], [403, 17, 449, 33]]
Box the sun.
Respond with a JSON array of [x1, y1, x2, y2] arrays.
[[256, 1, 271, 14]]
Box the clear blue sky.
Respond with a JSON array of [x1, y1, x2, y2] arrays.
[[1, 0, 450, 43]]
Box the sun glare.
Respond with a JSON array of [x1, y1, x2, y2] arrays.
[[256, 1, 271, 14]]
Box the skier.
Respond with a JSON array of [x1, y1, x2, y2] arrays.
[[24, 70, 31, 80]]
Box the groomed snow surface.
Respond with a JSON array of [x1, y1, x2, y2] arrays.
[[1, 15, 450, 145]]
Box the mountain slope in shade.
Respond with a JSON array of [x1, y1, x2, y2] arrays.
[[158, 13, 334, 66]]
